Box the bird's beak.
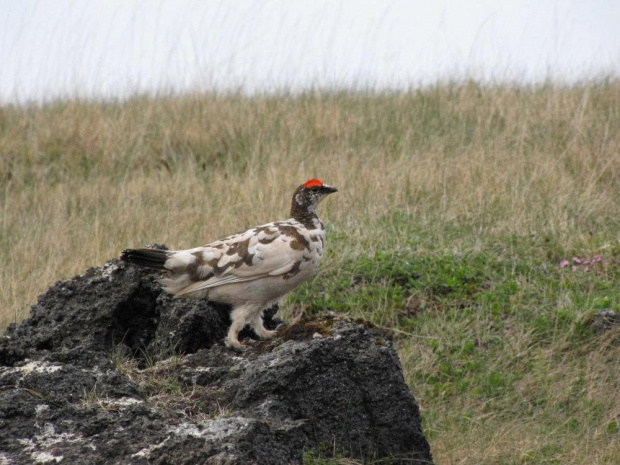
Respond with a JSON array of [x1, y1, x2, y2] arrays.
[[321, 184, 338, 194]]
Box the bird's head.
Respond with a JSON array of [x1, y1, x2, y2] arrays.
[[291, 178, 338, 220]]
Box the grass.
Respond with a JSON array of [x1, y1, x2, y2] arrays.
[[2, 79, 620, 463], [109, 344, 233, 422]]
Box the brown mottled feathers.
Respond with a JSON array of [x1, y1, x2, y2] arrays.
[[158, 219, 324, 298]]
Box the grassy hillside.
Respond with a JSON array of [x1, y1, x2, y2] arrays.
[[2, 81, 620, 463]]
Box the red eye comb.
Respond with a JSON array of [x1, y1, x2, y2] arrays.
[[304, 179, 323, 188]]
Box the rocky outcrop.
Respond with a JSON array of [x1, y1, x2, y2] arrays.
[[0, 255, 433, 464]]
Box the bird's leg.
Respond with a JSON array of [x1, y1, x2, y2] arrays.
[[225, 306, 249, 351], [251, 310, 279, 340]]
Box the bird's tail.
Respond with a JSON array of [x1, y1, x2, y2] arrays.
[[120, 248, 169, 270]]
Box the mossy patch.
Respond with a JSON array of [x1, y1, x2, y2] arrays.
[[278, 315, 337, 342]]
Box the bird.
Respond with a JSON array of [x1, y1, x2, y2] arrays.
[[120, 178, 337, 350]]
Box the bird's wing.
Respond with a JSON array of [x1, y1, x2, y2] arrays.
[[161, 221, 309, 297]]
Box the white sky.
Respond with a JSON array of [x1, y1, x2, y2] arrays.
[[0, 0, 619, 103]]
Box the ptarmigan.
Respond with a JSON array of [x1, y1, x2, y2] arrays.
[[121, 178, 337, 350]]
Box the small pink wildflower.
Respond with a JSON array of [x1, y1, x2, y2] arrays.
[[559, 254, 609, 273]]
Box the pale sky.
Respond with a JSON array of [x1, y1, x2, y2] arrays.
[[0, 0, 619, 103]]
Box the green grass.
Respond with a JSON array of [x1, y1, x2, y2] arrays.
[[3, 80, 620, 463]]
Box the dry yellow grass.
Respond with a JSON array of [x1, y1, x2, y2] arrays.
[[2, 81, 620, 463], [3, 83, 619, 326]]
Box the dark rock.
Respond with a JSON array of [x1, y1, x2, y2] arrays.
[[0, 255, 433, 464], [230, 318, 430, 461], [150, 293, 232, 356], [0, 261, 163, 365]]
